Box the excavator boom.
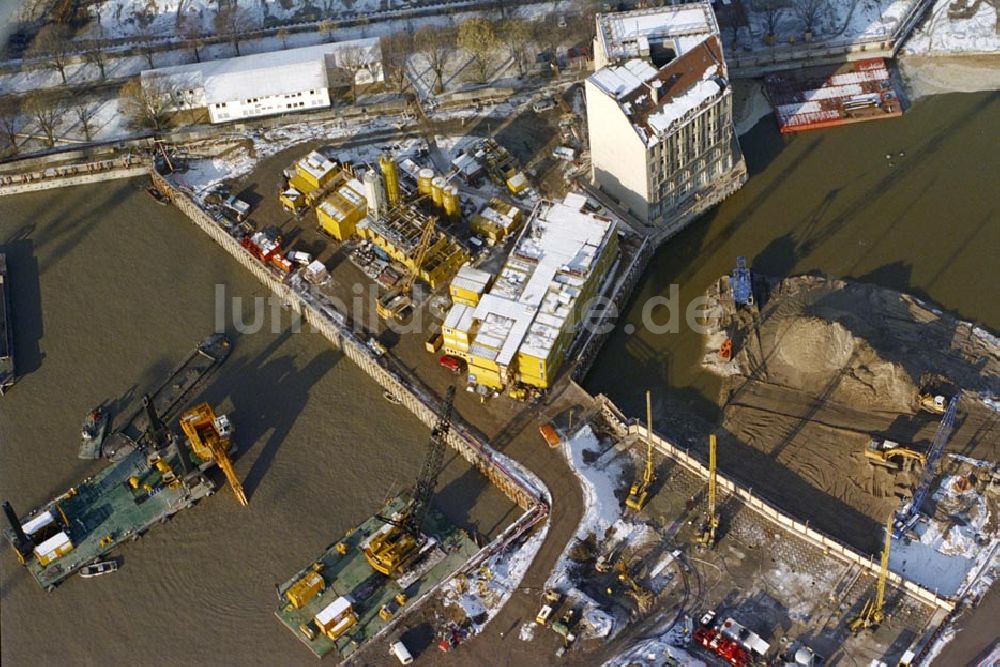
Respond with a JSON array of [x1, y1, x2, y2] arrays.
[[179, 403, 248, 507]]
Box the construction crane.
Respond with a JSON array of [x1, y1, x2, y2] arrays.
[[895, 395, 958, 537], [625, 390, 656, 511], [865, 439, 927, 470], [849, 514, 893, 632], [178, 403, 248, 507], [376, 215, 438, 321], [697, 434, 720, 548], [363, 386, 456, 576], [615, 555, 654, 612]]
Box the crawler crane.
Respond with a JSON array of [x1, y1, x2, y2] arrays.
[[179, 403, 248, 506], [625, 391, 656, 510], [697, 434, 720, 548], [376, 215, 438, 322], [363, 386, 456, 576], [849, 513, 893, 632]]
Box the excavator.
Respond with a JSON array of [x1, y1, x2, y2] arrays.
[[697, 434, 720, 548], [375, 215, 438, 322], [625, 390, 656, 511], [614, 553, 654, 612], [849, 513, 893, 632], [363, 386, 456, 576], [178, 403, 248, 507], [864, 439, 927, 471]]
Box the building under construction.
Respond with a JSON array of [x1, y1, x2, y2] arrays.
[[280, 151, 470, 289]]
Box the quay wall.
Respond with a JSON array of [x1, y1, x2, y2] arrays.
[[160, 173, 548, 515], [0, 157, 149, 195], [596, 396, 957, 612]]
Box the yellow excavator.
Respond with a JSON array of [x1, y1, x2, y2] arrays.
[[849, 513, 893, 632], [697, 434, 720, 548], [865, 439, 927, 470], [179, 403, 248, 507], [625, 391, 656, 511], [376, 215, 438, 322], [363, 387, 455, 576], [614, 553, 654, 611]]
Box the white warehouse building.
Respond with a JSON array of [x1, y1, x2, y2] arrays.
[[586, 3, 747, 227], [141, 40, 383, 124]]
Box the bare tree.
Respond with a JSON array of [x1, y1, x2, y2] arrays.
[[120, 78, 171, 131], [215, 4, 256, 56], [277, 27, 290, 49], [0, 97, 22, 156], [380, 32, 414, 94], [497, 19, 533, 78], [319, 19, 336, 43], [458, 19, 500, 84], [181, 17, 205, 62], [135, 26, 157, 68], [84, 42, 109, 80], [415, 25, 456, 95], [29, 24, 73, 85], [791, 0, 825, 36], [532, 17, 564, 64], [337, 46, 377, 102], [73, 101, 100, 141], [758, 0, 786, 40], [23, 92, 64, 147]]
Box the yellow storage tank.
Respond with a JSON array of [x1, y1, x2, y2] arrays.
[[417, 169, 435, 195], [443, 185, 460, 219], [379, 154, 401, 205], [431, 176, 446, 208], [285, 570, 325, 610]]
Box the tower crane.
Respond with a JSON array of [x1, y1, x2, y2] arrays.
[[363, 386, 456, 576], [625, 391, 656, 511], [894, 395, 958, 537], [697, 434, 719, 548], [849, 513, 893, 632], [376, 214, 438, 321], [179, 403, 248, 507]]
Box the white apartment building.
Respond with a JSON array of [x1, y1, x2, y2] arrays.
[[586, 4, 747, 226], [141, 40, 383, 124]]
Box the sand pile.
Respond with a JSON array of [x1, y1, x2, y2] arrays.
[[697, 275, 999, 550]]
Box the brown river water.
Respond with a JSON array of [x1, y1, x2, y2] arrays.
[[1, 91, 998, 664]]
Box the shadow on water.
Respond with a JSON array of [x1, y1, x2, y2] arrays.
[[200, 328, 341, 501], [1, 237, 43, 377], [752, 232, 799, 279], [435, 456, 517, 542]]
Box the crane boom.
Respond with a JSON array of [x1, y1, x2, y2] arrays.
[[698, 434, 719, 547], [850, 513, 893, 631], [625, 391, 656, 510], [363, 386, 456, 576], [408, 386, 456, 535], [895, 396, 958, 536]]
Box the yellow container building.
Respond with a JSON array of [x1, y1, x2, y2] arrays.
[[439, 192, 618, 390]]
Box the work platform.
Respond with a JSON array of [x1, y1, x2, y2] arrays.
[[276, 494, 479, 659]]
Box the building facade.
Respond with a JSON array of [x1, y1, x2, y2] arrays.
[[141, 40, 383, 124], [586, 4, 746, 225]]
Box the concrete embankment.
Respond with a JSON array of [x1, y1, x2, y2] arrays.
[[0, 157, 148, 195]]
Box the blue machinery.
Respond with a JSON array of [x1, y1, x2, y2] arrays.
[[730, 256, 753, 307], [894, 395, 959, 537]]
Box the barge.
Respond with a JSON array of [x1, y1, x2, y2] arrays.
[[2, 334, 232, 590], [275, 493, 478, 660], [765, 58, 902, 133], [0, 254, 14, 395]]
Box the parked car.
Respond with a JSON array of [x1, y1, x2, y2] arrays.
[[533, 97, 556, 113]]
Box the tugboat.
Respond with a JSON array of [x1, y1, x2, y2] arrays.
[[79, 558, 117, 578], [78, 407, 109, 460]]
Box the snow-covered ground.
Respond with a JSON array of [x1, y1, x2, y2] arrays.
[[170, 118, 421, 196], [741, 0, 921, 49], [440, 520, 549, 635], [889, 474, 997, 597], [603, 622, 704, 667], [903, 0, 1000, 54]]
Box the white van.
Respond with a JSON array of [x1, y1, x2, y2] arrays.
[[389, 641, 413, 664]]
